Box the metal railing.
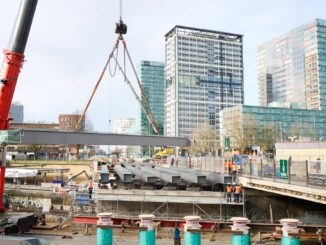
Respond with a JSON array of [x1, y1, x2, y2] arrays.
[[240, 157, 326, 189]]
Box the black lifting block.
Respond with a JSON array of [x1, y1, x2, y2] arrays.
[[115, 20, 127, 35]]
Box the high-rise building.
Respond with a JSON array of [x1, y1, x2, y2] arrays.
[[138, 60, 165, 135], [258, 19, 326, 110], [164, 26, 244, 144], [9, 102, 24, 123], [220, 104, 326, 149]]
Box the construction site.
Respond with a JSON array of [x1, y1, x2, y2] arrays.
[[0, 0, 326, 245]]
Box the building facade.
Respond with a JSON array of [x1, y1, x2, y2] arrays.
[[9, 102, 24, 123], [59, 114, 85, 131], [164, 26, 244, 145], [257, 19, 326, 110], [220, 105, 326, 149], [138, 60, 165, 135]]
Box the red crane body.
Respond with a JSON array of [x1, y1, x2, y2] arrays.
[[0, 0, 38, 211]]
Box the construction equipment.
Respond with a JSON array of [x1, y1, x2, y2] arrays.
[[61, 170, 91, 187], [154, 147, 174, 158], [0, 0, 38, 212], [75, 0, 160, 135]]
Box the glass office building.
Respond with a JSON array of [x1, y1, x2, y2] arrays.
[[220, 105, 326, 148], [258, 19, 326, 110], [138, 60, 165, 135], [9, 102, 24, 123], [165, 26, 244, 144]]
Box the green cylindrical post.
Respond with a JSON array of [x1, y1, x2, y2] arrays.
[[230, 217, 250, 245], [184, 216, 201, 245], [139, 214, 155, 245], [96, 213, 114, 245], [97, 227, 113, 245], [280, 219, 300, 245]]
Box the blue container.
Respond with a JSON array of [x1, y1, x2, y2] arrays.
[[139, 229, 155, 245], [184, 231, 201, 245], [75, 193, 90, 205], [232, 234, 250, 245], [96, 227, 112, 245], [281, 236, 300, 245]]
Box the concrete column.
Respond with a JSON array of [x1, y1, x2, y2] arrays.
[[139, 214, 155, 245], [184, 215, 201, 245], [96, 212, 113, 245], [280, 219, 300, 245], [230, 217, 250, 245]]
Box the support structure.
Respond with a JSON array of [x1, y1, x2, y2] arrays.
[[280, 219, 300, 245], [139, 214, 155, 245], [96, 213, 113, 245], [230, 217, 250, 245], [184, 216, 201, 245]]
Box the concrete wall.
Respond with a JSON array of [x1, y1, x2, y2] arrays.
[[245, 188, 326, 225]]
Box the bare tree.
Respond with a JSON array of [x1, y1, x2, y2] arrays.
[[286, 122, 314, 141], [188, 123, 217, 155]]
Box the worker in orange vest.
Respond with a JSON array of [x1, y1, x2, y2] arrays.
[[234, 185, 242, 203], [226, 185, 233, 202], [232, 164, 238, 183], [88, 179, 93, 199]]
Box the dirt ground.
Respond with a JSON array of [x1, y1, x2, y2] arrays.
[[10, 161, 92, 182], [34, 235, 322, 245]]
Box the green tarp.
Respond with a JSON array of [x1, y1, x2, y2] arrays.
[[0, 129, 21, 146]]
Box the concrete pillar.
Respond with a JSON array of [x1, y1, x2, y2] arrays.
[[139, 214, 155, 245], [184, 215, 201, 245], [280, 219, 300, 245], [230, 217, 250, 245], [96, 212, 113, 245]]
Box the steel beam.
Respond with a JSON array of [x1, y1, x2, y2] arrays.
[[169, 167, 206, 185], [15, 129, 191, 146], [142, 167, 181, 184], [126, 165, 157, 183], [114, 165, 132, 183]]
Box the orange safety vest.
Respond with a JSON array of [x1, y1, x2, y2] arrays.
[[232, 165, 237, 171], [88, 181, 93, 189], [226, 186, 233, 193], [235, 185, 242, 193]]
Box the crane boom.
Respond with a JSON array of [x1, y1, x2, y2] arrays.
[[0, 0, 38, 212]]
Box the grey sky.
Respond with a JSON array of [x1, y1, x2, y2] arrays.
[[1, 0, 325, 132]]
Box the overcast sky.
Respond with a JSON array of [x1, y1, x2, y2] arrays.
[[1, 0, 325, 132]]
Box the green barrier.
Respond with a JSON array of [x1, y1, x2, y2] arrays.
[[139, 229, 155, 245], [184, 231, 201, 245], [232, 234, 250, 245], [96, 227, 112, 245]]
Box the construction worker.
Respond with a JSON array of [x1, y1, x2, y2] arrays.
[[232, 164, 238, 183], [174, 225, 181, 245], [235, 184, 243, 203], [226, 185, 233, 202], [88, 179, 93, 199]]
